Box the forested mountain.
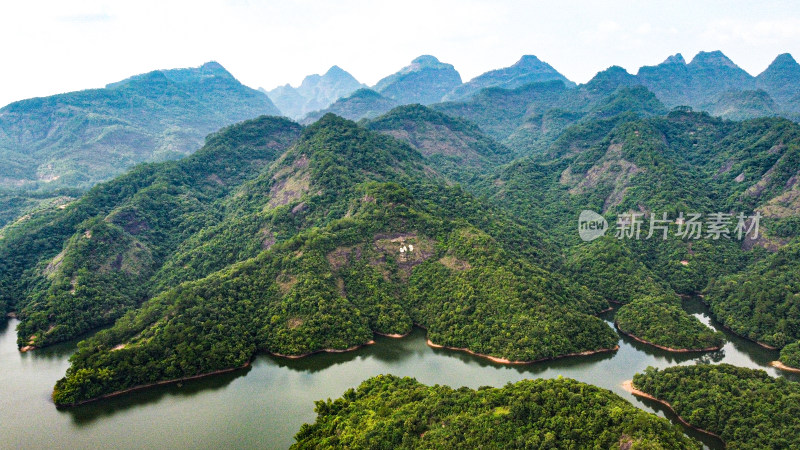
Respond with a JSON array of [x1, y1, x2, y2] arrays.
[[373, 55, 463, 105], [637, 51, 800, 119], [756, 53, 800, 110], [1, 116, 303, 347], [443, 55, 575, 101], [366, 104, 514, 183], [264, 66, 365, 119], [467, 108, 800, 352], [301, 89, 398, 124], [434, 70, 666, 155], [3, 49, 800, 449], [0, 112, 624, 404], [0, 62, 279, 191], [633, 364, 800, 448], [293, 375, 700, 448], [705, 241, 800, 349]]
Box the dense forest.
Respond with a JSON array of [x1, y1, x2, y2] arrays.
[[615, 295, 725, 351], [780, 341, 800, 369], [1, 52, 799, 450], [292, 375, 700, 449], [632, 364, 800, 448], [705, 241, 800, 348], [49, 115, 620, 405]]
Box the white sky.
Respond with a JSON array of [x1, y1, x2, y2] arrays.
[[2, 0, 800, 108]]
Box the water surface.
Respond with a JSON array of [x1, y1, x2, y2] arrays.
[[1, 298, 796, 449]]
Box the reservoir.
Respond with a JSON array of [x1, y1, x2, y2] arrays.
[[1, 297, 796, 449]]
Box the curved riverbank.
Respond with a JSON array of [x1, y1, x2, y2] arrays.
[[694, 299, 778, 350], [268, 340, 376, 359], [615, 323, 722, 353], [621, 380, 723, 441], [770, 360, 800, 373], [374, 331, 412, 338], [56, 363, 252, 407], [426, 339, 619, 365]]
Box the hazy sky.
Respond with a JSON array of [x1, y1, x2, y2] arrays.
[[2, 0, 800, 107]]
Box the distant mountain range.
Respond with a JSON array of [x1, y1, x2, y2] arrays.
[[273, 51, 800, 127], [0, 61, 279, 191], [636, 51, 800, 116], [3, 50, 800, 232], [262, 66, 365, 119]]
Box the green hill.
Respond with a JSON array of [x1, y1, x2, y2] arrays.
[[633, 364, 800, 448], [0, 113, 621, 403], [366, 104, 514, 182], [1, 116, 303, 344], [301, 89, 398, 124], [292, 375, 699, 449]]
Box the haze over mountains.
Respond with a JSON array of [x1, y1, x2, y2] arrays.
[[0, 61, 279, 191], [267, 51, 800, 125], [2, 43, 800, 447], [262, 66, 365, 119]]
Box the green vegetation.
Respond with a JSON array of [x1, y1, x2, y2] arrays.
[[0, 62, 279, 193], [0, 116, 303, 346], [705, 242, 800, 348], [633, 364, 800, 449], [22, 114, 622, 404], [566, 238, 670, 304], [616, 295, 725, 350], [51, 180, 616, 405], [292, 375, 700, 449], [780, 341, 800, 369], [367, 104, 514, 183]]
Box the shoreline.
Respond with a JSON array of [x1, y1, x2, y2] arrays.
[[374, 330, 412, 339], [770, 360, 800, 373], [268, 340, 376, 359], [57, 363, 252, 407], [425, 339, 619, 365], [615, 323, 723, 353], [694, 298, 778, 350], [59, 339, 381, 407], [621, 380, 723, 441]]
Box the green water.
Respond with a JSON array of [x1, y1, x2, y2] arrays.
[[1, 298, 796, 449]]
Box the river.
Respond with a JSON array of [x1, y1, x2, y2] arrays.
[[1, 297, 797, 449]]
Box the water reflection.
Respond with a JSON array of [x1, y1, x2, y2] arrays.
[[1, 297, 797, 449], [62, 367, 250, 425]]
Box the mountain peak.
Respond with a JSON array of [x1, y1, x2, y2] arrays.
[[443, 54, 572, 101], [411, 55, 442, 66], [689, 50, 737, 68], [200, 61, 226, 72], [755, 53, 800, 105], [324, 65, 349, 77], [514, 55, 545, 68], [373, 56, 462, 105], [585, 66, 639, 92], [662, 53, 686, 65], [766, 53, 798, 70]]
